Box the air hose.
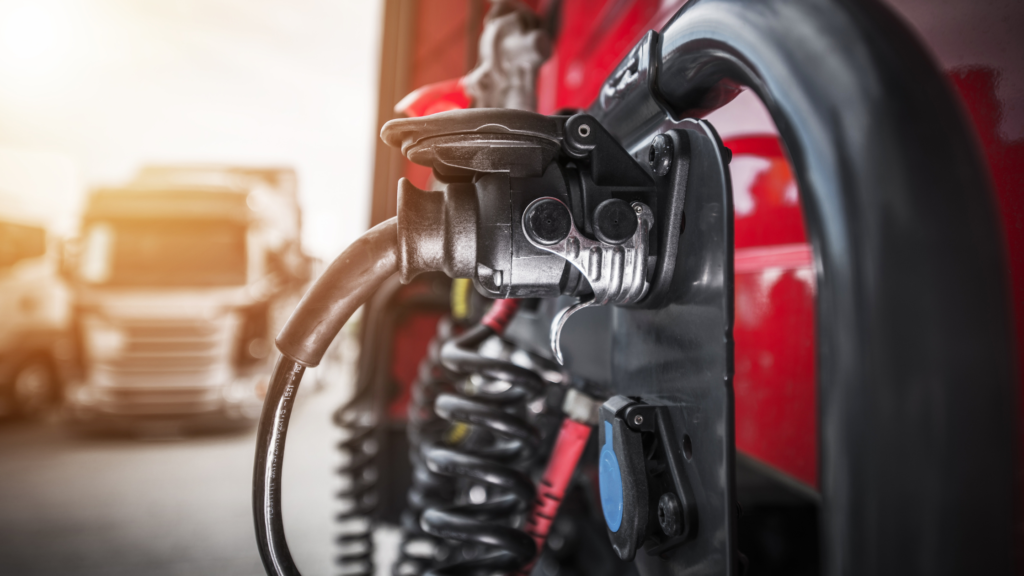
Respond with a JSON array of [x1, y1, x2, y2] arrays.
[[415, 299, 544, 575], [253, 218, 399, 576], [253, 108, 644, 575]]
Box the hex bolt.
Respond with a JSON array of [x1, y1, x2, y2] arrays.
[[633, 414, 643, 426], [578, 124, 591, 138], [657, 492, 682, 537], [648, 133, 674, 177]]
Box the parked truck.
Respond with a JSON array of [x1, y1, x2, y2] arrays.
[[64, 165, 310, 429], [0, 216, 70, 418]]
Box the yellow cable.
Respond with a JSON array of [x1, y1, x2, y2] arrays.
[[444, 422, 470, 445], [451, 277, 471, 320]]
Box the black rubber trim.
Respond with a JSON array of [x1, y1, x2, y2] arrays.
[[645, 0, 1017, 573]]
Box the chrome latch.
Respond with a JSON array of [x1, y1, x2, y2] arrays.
[[522, 196, 652, 363]]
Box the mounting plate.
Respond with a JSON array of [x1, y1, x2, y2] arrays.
[[505, 118, 736, 575]]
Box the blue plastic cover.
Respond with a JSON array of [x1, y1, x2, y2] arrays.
[[599, 421, 624, 532]]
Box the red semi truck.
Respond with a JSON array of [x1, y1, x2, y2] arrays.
[[251, 1, 1024, 575]]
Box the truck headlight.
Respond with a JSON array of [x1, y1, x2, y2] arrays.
[[83, 317, 127, 360]]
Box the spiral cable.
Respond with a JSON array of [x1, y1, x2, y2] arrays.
[[333, 395, 380, 575], [412, 299, 547, 576], [392, 318, 460, 575]]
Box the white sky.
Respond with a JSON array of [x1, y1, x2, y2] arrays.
[[0, 0, 384, 258]]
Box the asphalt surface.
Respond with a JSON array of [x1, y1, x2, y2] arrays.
[[0, 361, 358, 576]]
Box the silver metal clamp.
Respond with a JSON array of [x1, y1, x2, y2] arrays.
[[521, 197, 653, 363]]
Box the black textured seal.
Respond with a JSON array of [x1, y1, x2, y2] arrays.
[[593, 199, 637, 244], [524, 198, 572, 246]]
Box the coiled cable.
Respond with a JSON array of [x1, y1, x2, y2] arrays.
[[393, 318, 459, 575], [414, 299, 547, 575], [334, 275, 449, 576], [333, 402, 379, 575]]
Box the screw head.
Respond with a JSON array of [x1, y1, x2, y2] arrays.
[[633, 414, 643, 426], [578, 124, 591, 138], [648, 134, 674, 177], [658, 492, 683, 537]]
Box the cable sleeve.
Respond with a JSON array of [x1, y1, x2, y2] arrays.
[[480, 298, 520, 334], [518, 418, 592, 574], [276, 217, 399, 367]]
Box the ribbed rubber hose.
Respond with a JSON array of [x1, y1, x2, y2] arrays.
[[253, 218, 399, 576]]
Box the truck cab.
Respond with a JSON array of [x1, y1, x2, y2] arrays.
[[0, 217, 70, 418], [65, 166, 309, 428]]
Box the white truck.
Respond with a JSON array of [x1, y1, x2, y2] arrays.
[[0, 216, 70, 417], [65, 166, 310, 429]]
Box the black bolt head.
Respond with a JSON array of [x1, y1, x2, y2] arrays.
[[648, 133, 674, 177], [657, 492, 682, 537], [593, 199, 638, 245], [524, 198, 572, 245]]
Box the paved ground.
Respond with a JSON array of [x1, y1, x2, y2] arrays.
[[0, 362, 354, 576]]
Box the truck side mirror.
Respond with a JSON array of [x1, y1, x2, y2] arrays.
[[265, 244, 315, 286], [58, 238, 79, 282], [0, 220, 47, 270]]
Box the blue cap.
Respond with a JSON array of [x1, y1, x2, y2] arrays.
[[599, 421, 624, 532]]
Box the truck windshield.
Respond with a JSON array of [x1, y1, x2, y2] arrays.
[[80, 220, 247, 286], [0, 220, 46, 269]]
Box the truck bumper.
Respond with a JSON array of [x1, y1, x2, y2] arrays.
[[64, 375, 265, 430]]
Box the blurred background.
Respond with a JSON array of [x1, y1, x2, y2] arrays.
[[2, 0, 1021, 575], [0, 0, 384, 574]]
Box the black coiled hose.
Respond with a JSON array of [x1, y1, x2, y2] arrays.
[[254, 218, 399, 576], [334, 276, 450, 576], [393, 319, 459, 576], [332, 405, 378, 575], [413, 300, 547, 576]]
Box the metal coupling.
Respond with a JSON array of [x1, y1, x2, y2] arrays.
[[396, 178, 478, 283]]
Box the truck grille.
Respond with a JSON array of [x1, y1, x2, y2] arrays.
[[93, 387, 224, 415], [88, 316, 240, 414]]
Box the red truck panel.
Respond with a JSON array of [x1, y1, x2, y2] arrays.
[[537, 0, 1024, 490]]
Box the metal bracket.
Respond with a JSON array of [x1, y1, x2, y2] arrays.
[[593, 31, 672, 144], [507, 118, 738, 574]]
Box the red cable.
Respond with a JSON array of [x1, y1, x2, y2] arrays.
[[483, 297, 592, 572], [519, 418, 593, 574], [482, 298, 520, 335]]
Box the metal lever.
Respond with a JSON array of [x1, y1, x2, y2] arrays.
[[521, 196, 652, 363]]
